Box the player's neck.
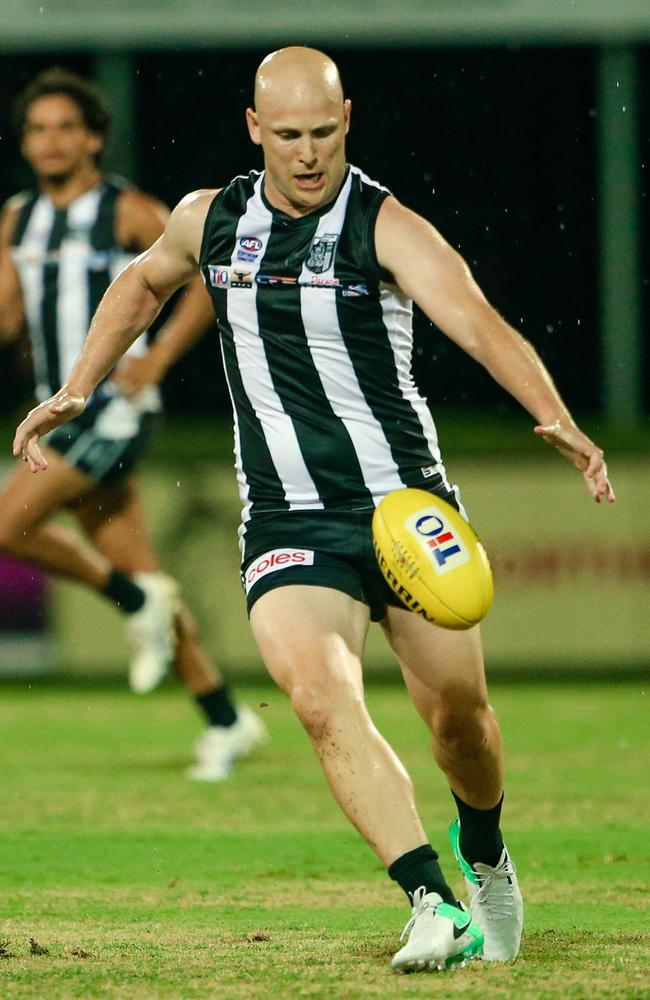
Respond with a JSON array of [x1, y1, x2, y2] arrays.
[[39, 164, 103, 209]]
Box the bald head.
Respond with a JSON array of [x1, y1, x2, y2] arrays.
[[247, 47, 351, 217], [254, 47, 343, 113]]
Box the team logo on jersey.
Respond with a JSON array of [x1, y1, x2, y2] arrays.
[[306, 234, 338, 274], [237, 236, 263, 262]]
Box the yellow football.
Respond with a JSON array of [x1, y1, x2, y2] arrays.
[[372, 487, 493, 630]]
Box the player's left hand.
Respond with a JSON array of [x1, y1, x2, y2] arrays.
[[112, 354, 167, 399], [533, 420, 616, 504], [12, 390, 86, 473]]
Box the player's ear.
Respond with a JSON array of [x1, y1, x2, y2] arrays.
[[246, 107, 262, 146], [88, 132, 103, 159], [343, 99, 352, 135]]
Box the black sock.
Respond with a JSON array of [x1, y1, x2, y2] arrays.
[[388, 844, 456, 906], [196, 685, 238, 727], [452, 790, 504, 868], [101, 569, 146, 614]]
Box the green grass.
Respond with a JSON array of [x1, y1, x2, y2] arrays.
[[1, 679, 649, 998]]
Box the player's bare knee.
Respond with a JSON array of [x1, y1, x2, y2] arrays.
[[431, 697, 493, 761], [0, 519, 31, 555], [290, 679, 364, 742]]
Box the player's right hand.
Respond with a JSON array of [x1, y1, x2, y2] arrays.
[[12, 390, 86, 473]]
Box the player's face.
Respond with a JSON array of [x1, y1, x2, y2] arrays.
[[247, 93, 351, 216], [21, 94, 103, 182]]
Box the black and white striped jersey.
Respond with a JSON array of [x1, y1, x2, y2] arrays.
[[200, 165, 452, 521], [10, 177, 155, 408]]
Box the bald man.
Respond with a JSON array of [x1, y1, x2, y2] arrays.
[[14, 47, 614, 974]]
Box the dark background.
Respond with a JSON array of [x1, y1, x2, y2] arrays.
[[1, 47, 647, 420]]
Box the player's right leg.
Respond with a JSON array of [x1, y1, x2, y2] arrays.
[[0, 448, 177, 685], [249, 584, 481, 972]]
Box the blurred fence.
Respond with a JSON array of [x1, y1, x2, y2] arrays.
[[40, 433, 648, 680]]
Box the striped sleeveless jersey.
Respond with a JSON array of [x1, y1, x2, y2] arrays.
[[10, 177, 154, 406], [200, 165, 450, 521]]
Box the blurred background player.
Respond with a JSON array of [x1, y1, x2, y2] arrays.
[[0, 67, 265, 780]]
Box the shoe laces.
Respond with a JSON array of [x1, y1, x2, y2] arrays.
[[473, 860, 516, 920], [399, 886, 437, 942]]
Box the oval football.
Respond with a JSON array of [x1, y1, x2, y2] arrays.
[[372, 488, 493, 630]]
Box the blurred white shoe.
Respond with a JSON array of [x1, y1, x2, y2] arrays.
[[186, 706, 268, 781], [127, 573, 179, 694]]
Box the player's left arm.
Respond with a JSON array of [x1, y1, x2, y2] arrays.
[[375, 197, 615, 504], [112, 189, 215, 399]]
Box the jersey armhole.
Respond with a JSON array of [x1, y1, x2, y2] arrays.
[[363, 190, 394, 285], [198, 189, 225, 271]]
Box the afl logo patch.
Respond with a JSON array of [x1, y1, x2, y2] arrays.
[[239, 236, 263, 252], [237, 236, 263, 263]]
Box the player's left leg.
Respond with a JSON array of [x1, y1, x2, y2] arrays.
[[73, 475, 265, 778], [381, 607, 523, 962]]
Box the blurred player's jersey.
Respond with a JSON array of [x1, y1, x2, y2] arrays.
[[200, 165, 449, 522], [10, 176, 159, 413]]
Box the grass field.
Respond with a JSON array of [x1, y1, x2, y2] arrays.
[[1, 677, 649, 999]]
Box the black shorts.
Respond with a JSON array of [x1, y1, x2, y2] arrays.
[[240, 479, 461, 623], [46, 394, 158, 486]]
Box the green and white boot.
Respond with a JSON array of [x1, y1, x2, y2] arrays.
[[391, 886, 483, 973], [450, 818, 524, 961]]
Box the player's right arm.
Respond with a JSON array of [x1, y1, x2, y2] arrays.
[[0, 201, 26, 343], [13, 189, 216, 472]]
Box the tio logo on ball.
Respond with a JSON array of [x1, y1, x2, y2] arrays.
[[408, 510, 470, 575]]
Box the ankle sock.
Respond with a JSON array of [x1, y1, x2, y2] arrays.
[[388, 844, 456, 905], [452, 790, 504, 868], [196, 685, 237, 727], [101, 569, 146, 614]]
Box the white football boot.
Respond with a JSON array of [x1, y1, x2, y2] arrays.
[[127, 573, 179, 694], [186, 706, 268, 781], [391, 887, 483, 973], [450, 818, 524, 961]]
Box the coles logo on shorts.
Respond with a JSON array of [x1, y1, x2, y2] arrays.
[[244, 548, 314, 595]]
